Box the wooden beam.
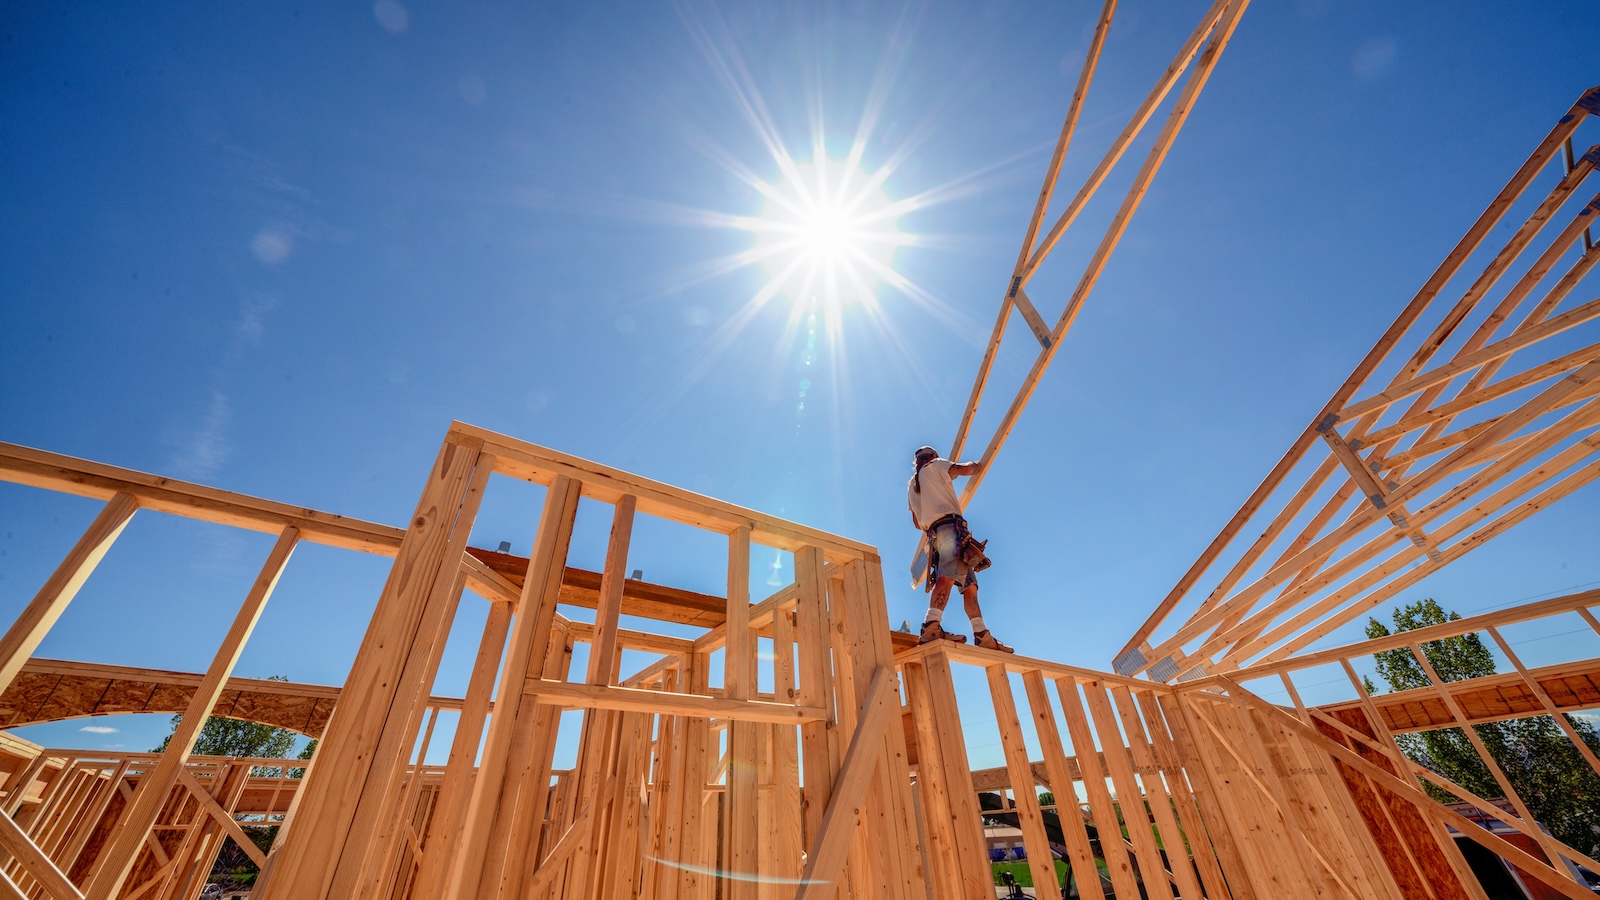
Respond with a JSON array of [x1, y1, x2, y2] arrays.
[[0, 807, 83, 900], [1115, 89, 1600, 667], [524, 679, 825, 724], [586, 495, 637, 685], [0, 443, 400, 554], [948, 0, 1115, 460], [794, 668, 895, 900], [466, 548, 730, 628], [986, 666, 1062, 900], [86, 526, 297, 900], [0, 492, 137, 698], [175, 769, 267, 868], [457, 422, 876, 563]]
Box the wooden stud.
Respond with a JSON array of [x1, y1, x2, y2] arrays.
[[409, 598, 514, 899], [1082, 680, 1177, 900], [794, 669, 895, 900], [0, 492, 137, 698], [770, 610, 803, 886], [1055, 676, 1141, 900], [1108, 686, 1205, 900], [448, 472, 579, 900], [723, 527, 759, 897], [1486, 625, 1600, 780], [986, 666, 1062, 900], [587, 495, 638, 686], [87, 526, 296, 900], [263, 437, 485, 900], [1020, 670, 1104, 900]]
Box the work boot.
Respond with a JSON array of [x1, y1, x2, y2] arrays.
[[974, 629, 1014, 653], [919, 620, 967, 645]]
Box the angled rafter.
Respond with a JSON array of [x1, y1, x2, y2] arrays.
[[1120, 88, 1600, 678]]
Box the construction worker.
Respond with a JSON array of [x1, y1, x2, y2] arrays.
[[908, 446, 1013, 652]]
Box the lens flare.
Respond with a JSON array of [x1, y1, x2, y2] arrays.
[[747, 156, 907, 312]]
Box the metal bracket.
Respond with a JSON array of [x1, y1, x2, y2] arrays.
[[1011, 288, 1054, 350], [1579, 86, 1600, 116], [1148, 655, 1181, 683], [1112, 644, 1148, 676]]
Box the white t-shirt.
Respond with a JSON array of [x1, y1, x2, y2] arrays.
[[907, 458, 963, 528]]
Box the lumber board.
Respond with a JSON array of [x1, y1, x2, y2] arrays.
[[85, 527, 297, 900], [453, 422, 877, 562], [524, 679, 825, 724], [1116, 89, 1600, 669], [794, 669, 895, 900], [466, 548, 731, 627], [586, 495, 637, 685], [986, 667, 1062, 900], [0, 443, 401, 554], [0, 492, 137, 700]]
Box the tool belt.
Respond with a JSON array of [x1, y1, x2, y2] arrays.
[[923, 514, 991, 590]]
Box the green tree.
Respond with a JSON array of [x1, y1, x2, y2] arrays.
[[1364, 599, 1600, 856], [288, 738, 317, 779], [150, 676, 299, 759]]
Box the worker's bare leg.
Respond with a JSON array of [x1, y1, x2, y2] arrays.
[[963, 582, 1014, 653], [959, 581, 982, 621], [919, 577, 967, 644]]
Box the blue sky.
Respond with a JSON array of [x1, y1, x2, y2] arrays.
[[3, 1, 1599, 767]]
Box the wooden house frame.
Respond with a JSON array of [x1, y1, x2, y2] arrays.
[[4, 411, 1599, 899], [0, 8, 1597, 898]]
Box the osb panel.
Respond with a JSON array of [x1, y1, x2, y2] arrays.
[[220, 691, 330, 737], [0, 672, 65, 726], [236, 784, 296, 816], [1316, 659, 1600, 733], [96, 679, 165, 713], [144, 682, 195, 713], [32, 676, 116, 724], [68, 783, 126, 883], [1322, 707, 1472, 900], [0, 666, 336, 737]]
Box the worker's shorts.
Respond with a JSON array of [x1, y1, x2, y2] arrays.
[[930, 522, 978, 590]]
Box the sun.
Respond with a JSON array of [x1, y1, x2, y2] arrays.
[[746, 155, 907, 311]]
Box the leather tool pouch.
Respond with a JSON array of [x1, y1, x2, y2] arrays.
[[959, 534, 991, 572]]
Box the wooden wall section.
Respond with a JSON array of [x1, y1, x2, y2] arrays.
[[7, 427, 1600, 899]]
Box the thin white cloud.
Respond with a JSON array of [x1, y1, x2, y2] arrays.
[[172, 389, 232, 481], [168, 293, 279, 482], [79, 725, 119, 734]]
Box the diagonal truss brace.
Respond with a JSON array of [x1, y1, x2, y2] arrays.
[[944, 0, 1249, 507]]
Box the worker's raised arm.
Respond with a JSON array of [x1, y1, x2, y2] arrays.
[[947, 460, 981, 477]]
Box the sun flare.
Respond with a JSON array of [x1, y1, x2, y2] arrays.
[[746, 156, 907, 312]]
